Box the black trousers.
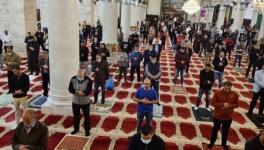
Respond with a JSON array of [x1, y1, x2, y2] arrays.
[[248, 88, 264, 115], [94, 81, 105, 103], [28, 51, 39, 73], [130, 65, 140, 82], [210, 118, 232, 146], [118, 67, 127, 81], [72, 103, 90, 133], [245, 62, 256, 78], [7, 70, 13, 93], [42, 72, 50, 96]]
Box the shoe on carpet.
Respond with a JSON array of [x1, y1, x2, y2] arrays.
[[206, 107, 211, 112], [194, 107, 199, 111], [71, 130, 79, 135], [85, 132, 90, 137]]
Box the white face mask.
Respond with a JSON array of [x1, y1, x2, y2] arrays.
[[141, 137, 151, 144]]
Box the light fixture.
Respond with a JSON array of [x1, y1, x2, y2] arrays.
[[182, 0, 201, 15]]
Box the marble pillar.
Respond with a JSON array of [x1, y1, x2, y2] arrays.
[[130, 5, 140, 27], [216, 5, 226, 29], [259, 17, 264, 40], [0, 0, 37, 51], [231, 4, 244, 31], [121, 4, 131, 40], [96, 1, 118, 44], [79, 0, 94, 24], [251, 10, 259, 26], [42, 0, 79, 115], [147, 0, 161, 15], [39, 0, 48, 28]]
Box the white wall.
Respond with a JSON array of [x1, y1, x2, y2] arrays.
[[147, 0, 161, 15]]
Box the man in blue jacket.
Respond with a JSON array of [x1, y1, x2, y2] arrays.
[[129, 44, 143, 82]]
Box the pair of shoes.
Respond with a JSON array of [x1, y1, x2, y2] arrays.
[[71, 130, 79, 135], [206, 107, 211, 112], [194, 107, 199, 111], [85, 132, 90, 136], [101, 101, 105, 105]]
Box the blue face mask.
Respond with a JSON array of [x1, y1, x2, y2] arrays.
[[24, 120, 36, 129]]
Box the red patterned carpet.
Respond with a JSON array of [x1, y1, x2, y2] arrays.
[[0, 38, 260, 150]]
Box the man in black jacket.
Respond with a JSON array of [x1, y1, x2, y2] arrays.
[[245, 129, 264, 150], [92, 54, 109, 104], [79, 41, 89, 75], [12, 108, 48, 150], [213, 52, 228, 89], [35, 28, 45, 50], [245, 43, 259, 78], [39, 51, 49, 96], [10, 65, 30, 125], [194, 64, 215, 111], [27, 38, 40, 76], [127, 125, 165, 150]]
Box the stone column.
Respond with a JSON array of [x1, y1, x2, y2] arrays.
[[121, 3, 131, 40], [42, 0, 79, 115], [147, 0, 161, 16], [259, 17, 264, 40], [231, 4, 244, 31], [97, 1, 118, 44], [79, 0, 94, 24], [251, 10, 259, 26], [0, 0, 37, 51], [130, 5, 142, 27], [216, 5, 226, 29], [39, 0, 48, 28]]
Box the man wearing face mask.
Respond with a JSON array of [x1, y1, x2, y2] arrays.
[[245, 129, 264, 150], [92, 54, 109, 104], [133, 78, 158, 133], [212, 52, 228, 89], [208, 81, 239, 150], [248, 63, 264, 116], [4, 46, 21, 93], [145, 55, 161, 97], [12, 108, 48, 150], [68, 69, 93, 136], [127, 124, 165, 150]]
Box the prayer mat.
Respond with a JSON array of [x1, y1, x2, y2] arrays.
[[0, 94, 12, 106], [55, 134, 89, 150], [246, 113, 264, 129], [28, 95, 47, 108], [202, 142, 232, 150], [91, 101, 114, 113], [192, 107, 213, 122], [171, 86, 186, 94]]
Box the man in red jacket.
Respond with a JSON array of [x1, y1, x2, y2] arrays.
[[208, 81, 239, 150], [173, 46, 188, 86]]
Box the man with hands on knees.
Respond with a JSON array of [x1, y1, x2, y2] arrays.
[[133, 78, 158, 133]]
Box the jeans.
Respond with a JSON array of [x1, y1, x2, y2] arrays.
[[214, 71, 224, 89], [233, 55, 242, 67], [72, 103, 90, 133], [130, 65, 140, 82], [151, 80, 159, 97], [196, 88, 210, 108], [137, 111, 153, 133], [94, 81, 106, 104], [248, 88, 264, 115], [174, 68, 184, 85], [210, 118, 232, 146]]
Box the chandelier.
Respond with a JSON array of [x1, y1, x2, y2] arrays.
[[182, 0, 201, 15]]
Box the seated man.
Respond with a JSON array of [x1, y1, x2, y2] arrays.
[[127, 124, 165, 150], [12, 108, 48, 150], [245, 129, 264, 150]]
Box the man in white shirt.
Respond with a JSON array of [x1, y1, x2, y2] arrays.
[[2, 30, 12, 53], [248, 63, 264, 115]]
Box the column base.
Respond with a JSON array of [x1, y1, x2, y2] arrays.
[[41, 95, 73, 116]]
